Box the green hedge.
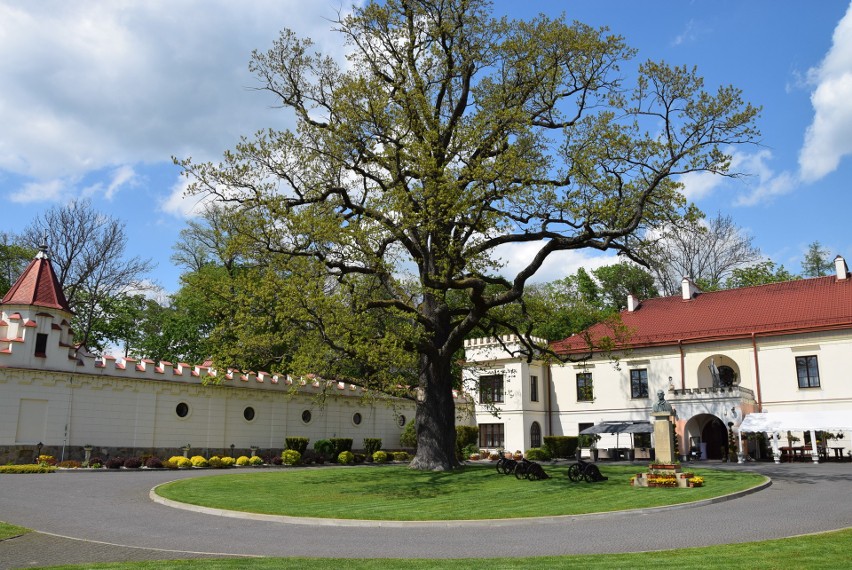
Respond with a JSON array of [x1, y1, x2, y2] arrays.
[[329, 438, 353, 460], [525, 447, 552, 461], [0, 465, 56, 474], [285, 437, 310, 454], [363, 438, 382, 456], [543, 436, 578, 458]]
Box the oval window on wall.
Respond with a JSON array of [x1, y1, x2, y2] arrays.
[[398, 415, 406, 427], [353, 412, 362, 426], [175, 402, 189, 418], [301, 410, 312, 424], [243, 406, 256, 422]]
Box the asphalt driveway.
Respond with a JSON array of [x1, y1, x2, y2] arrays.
[[1, 461, 850, 569]]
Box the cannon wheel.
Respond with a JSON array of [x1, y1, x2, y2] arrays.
[[567, 463, 582, 482], [583, 463, 607, 482]]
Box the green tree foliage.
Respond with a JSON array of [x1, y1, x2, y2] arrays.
[[179, 0, 759, 470], [801, 241, 834, 277], [0, 233, 34, 296], [592, 262, 658, 311], [724, 260, 797, 289]]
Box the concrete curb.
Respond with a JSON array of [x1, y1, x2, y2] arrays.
[[150, 474, 772, 528]]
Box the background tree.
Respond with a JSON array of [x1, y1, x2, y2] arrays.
[[0, 232, 35, 296], [592, 261, 658, 311], [181, 0, 759, 470], [22, 199, 154, 351], [801, 241, 834, 277], [724, 260, 797, 289], [644, 212, 762, 295]]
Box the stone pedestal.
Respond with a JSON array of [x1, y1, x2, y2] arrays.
[[652, 411, 675, 465]]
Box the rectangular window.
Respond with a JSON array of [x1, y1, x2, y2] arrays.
[[479, 374, 504, 404], [576, 372, 593, 401], [630, 369, 649, 399], [795, 356, 820, 388], [530, 375, 539, 402], [479, 423, 505, 448], [578, 422, 594, 447], [34, 333, 48, 357]]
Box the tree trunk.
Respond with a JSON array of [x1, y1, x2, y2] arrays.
[[409, 351, 461, 471]]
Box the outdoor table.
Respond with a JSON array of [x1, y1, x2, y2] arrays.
[[829, 447, 845, 461], [780, 446, 793, 462]]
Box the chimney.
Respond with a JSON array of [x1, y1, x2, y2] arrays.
[[681, 276, 701, 300], [627, 293, 639, 312], [835, 255, 849, 281]]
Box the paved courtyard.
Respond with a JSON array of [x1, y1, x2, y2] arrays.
[[1, 461, 850, 568]]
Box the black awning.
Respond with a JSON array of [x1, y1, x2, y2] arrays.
[[580, 421, 653, 435]]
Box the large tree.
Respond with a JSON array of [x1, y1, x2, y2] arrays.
[[22, 199, 154, 351], [643, 212, 762, 295], [180, 0, 759, 470]]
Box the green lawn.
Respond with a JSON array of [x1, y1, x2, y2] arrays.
[[38, 528, 852, 570], [0, 521, 29, 540], [155, 464, 764, 520]]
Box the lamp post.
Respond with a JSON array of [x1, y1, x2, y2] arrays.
[[35, 442, 43, 463]]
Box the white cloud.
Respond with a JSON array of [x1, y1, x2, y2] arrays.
[[0, 1, 355, 183], [799, 2, 852, 182], [731, 149, 796, 206], [160, 175, 211, 218], [677, 170, 725, 201], [495, 241, 618, 284], [9, 178, 69, 203]]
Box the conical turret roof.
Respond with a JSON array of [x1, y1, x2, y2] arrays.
[[1, 245, 71, 312]]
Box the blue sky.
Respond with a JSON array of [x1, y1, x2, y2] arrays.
[[2, 1, 851, 294]]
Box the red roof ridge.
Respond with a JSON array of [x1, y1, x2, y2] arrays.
[[1, 249, 71, 313]]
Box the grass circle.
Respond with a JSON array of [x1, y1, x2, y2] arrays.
[[155, 464, 765, 521]]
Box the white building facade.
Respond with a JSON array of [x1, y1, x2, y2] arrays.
[[466, 256, 852, 461], [0, 248, 444, 464]]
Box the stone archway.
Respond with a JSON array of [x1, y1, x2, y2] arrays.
[[696, 354, 741, 389], [684, 413, 728, 460]]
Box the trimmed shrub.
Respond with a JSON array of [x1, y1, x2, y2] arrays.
[[282, 449, 302, 465], [190, 455, 209, 468], [37, 454, 57, 466], [208, 456, 223, 468], [249, 455, 264, 466], [123, 457, 143, 469], [525, 447, 551, 461], [372, 450, 388, 464], [329, 438, 353, 458], [270, 455, 283, 465], [455, 426, 479, 459], [400, 420, 417, 449], [220, 456, 236, 468], [235, 456, 250, 466], [285, 437, 310, 454], [363, 438, 382, 457], [543, 436, 578, 459], [393, 451, 410, 462], [337, 451, 355, 464], [0, 465, 55, 474], [145, 457, 164, 469], [461, 443, 480, 459], [57, 460, 82, 469], [105, 457, 124, 469], [86, 456, 103, 468], [314, 439, 334, 460]]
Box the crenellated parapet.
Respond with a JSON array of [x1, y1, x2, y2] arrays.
[[463, 334, 547, 364]]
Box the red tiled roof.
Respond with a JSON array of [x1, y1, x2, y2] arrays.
[[552, 274, 852, 354], [0, 254, 71, 313]]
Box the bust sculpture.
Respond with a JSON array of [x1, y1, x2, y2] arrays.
[[652, 389, 673, 413]]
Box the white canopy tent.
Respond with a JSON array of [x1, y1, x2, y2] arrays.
[[736, 410, 852, 464]]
